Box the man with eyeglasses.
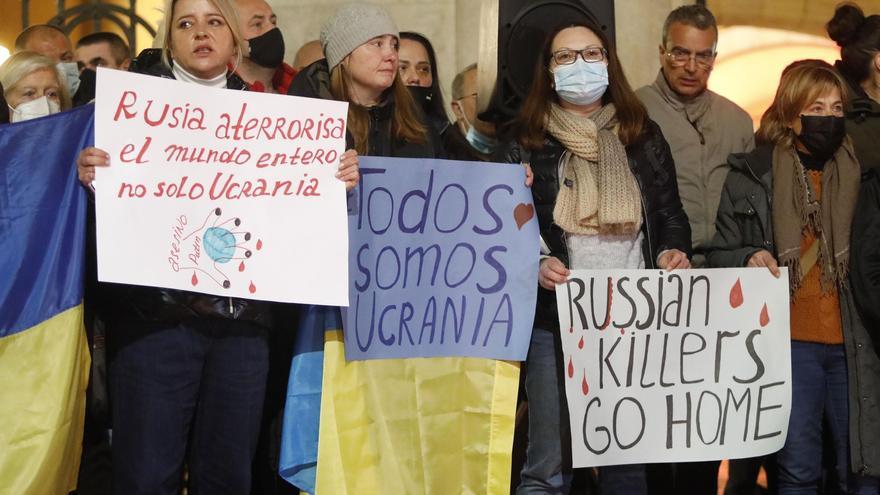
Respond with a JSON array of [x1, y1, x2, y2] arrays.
[[447, 63, 498, 160], [635, 5, 754, 495], [636, 5, 753, 270]]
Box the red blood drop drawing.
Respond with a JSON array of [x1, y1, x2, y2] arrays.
[[191, 273, 198, 286], [578, 336, 584, 349], [256, 239, 263, 251], [249, 281, 257, 294], [619, 328, 625, 335], [760, 303, 770, 327], [238, 261, 245, 272], [569, 326, 573, 333], [730, 278, 744, 308], [581, 371, 590, 396], [567, 356, 574, 378]]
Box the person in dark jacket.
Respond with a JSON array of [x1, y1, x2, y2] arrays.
[[708, 61, 880, 494], [289, 5, 441, 158], [398, 31, 452, 141], [74, 0, 359, 493], [502, 18, 691, 495], [827, 3, 880, 172]]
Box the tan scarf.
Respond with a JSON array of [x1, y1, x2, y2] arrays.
[[772, 139, 860, 292], [548, 103, 641, 235], [652, 69, 711, 126]]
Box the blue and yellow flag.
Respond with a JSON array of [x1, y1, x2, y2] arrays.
[[0, 106, 94, 494]]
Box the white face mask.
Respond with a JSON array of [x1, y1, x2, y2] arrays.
[[9, 96, 61, 123], [56, 61, 81, 96]]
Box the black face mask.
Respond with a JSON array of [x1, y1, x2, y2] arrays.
[[797, 115, 846, 160], [407, 85, 434, 115], [247, 27, 285, 68]]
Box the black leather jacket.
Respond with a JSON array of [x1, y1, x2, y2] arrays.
[[91, 49, 271, 328], [501, 119, 692, 329]]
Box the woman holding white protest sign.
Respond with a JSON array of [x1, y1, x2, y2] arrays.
[[500, 19, 692, 495], [709, 60, 880, 494], [73, 0, 358, 493]]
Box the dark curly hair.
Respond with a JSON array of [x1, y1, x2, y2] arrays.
[[827, 3, 880, 83]]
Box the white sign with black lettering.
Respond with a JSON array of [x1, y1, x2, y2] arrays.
[[556, 268, 791, 467]]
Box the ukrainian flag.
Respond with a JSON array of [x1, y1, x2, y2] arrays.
[[0, 105, 94, 494]]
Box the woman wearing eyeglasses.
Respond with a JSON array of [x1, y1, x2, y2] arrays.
[[502, 19, 691, 495]]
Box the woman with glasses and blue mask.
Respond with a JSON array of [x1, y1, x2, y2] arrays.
[[501, 19, 691, 495]]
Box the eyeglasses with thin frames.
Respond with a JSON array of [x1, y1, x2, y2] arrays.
[[664, 47, 716, 70]]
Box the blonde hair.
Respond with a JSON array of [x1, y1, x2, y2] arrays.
[[756, 61, 849, 147], [154, 0, 245, 73], [329, 63, 426, 155], [0, 51, 72, 110]]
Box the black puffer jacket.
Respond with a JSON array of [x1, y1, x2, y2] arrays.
[[92, 49, 271, 328], [501, 118, 692, 329], [289, 59, 441, 158]]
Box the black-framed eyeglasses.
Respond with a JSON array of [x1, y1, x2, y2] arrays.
[[664, 47, 716, 69], [551, 47, 607, 66]]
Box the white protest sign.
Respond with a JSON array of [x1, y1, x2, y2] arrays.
[[94, 69, 349, 305], [556, 268, 791, 467]]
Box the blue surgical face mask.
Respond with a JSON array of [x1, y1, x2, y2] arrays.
[[552, 58, 608, 106], [56, 62, 80, 96], [466, 125, 497, 155]]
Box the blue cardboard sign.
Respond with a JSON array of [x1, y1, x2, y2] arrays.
[[345, 157, 539, 360]]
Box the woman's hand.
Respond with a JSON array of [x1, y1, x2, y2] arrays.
[[658, 249, 690, 270], [747, 249, 781, 277], [539, 256, 570, 291], [523, 162, 534, 187], [337, 149, 359, 191], [77, 147, 110, 187]]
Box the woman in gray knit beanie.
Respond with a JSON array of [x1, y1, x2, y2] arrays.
[[307, 3, 434, 156]]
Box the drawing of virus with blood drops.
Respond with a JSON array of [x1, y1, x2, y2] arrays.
[[179, 207, 264, 292]]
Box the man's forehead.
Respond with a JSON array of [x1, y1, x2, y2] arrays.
[[462, 69, 478, 90], [77, 42, 110, 53], [666, 22, 716, 49], [238, 0, 273, 17], [28, 31, 71, 51]]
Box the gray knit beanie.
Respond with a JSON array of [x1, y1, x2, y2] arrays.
[[320, 4, 399, 69]]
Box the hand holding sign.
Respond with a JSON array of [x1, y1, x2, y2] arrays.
[[94, 69, 351, 305]]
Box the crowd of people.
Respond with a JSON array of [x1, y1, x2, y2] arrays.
[[2, 0, 880, 494]]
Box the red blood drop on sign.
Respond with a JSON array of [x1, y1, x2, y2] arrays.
[[582, 371, 590, 395], [238, 261, 245, 272], [760, 303, 770, 327], [249, 281, 257, 294], [730, 278, 744, 308], [191, 273, 198, 286]]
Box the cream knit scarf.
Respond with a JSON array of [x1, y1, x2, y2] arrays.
[[548, 103, 642, 235]]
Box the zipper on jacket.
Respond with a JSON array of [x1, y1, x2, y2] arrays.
[[687, 116, 706, 145], [555, 151, 570, 255], [742, 157, 774, 245], [631, 164, 655, 268]]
